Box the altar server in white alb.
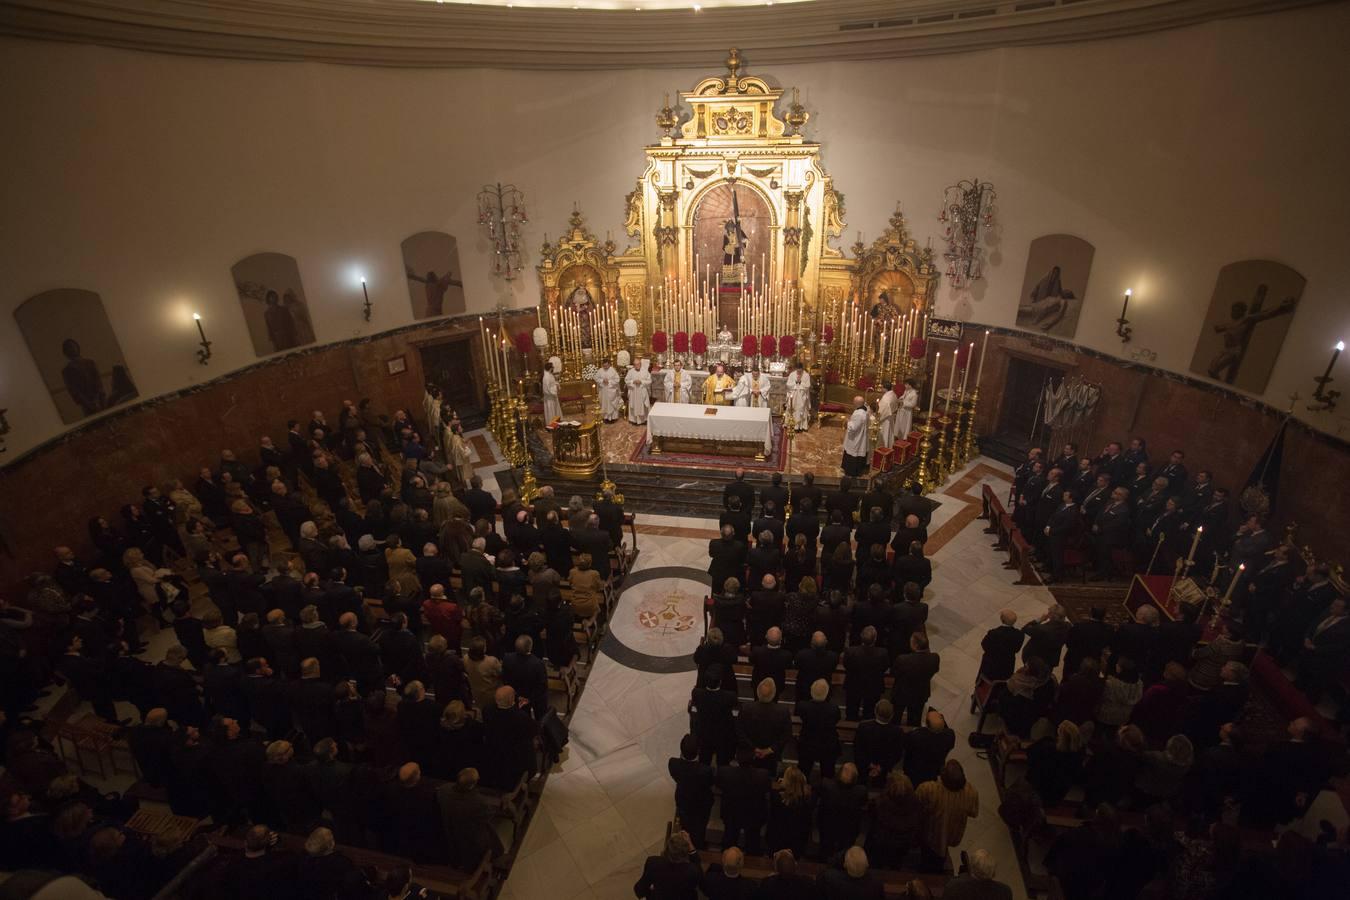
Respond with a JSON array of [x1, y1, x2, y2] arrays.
[[734, 367, 772, 408], [541, 361, 562, 424], [594, 360, 622, 423], [785, 361, 812, 431], [423, 386, 444, 454], [666, 360, 693, 403], [625, 357, 653, 425], [897, 379, 919, 443], [842, 395, 872, 477], [876, 381, 900, 448]]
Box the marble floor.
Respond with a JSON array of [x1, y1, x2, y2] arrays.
[[504, 456, 1054, 900]]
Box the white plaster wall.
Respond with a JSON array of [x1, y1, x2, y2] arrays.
[[2, 3, 1348, 458]]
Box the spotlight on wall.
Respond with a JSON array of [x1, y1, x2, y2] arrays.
[[193, 313, 213, 365], [361, 277, 372, 322], [1116, 289, 1133, 344], [1308, 339, 1344, 413]]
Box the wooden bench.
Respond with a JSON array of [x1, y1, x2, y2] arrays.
[[207, 833, 495, 900], [1004, 529, 1040, 586], [54, 715, 137, 780]]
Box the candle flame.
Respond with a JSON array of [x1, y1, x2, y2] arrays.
[[1337, 341, 1346, 351], [1124, 288, 1132, 297], [192, 313, 201, 320]]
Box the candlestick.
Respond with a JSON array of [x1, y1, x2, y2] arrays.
[[1321, 340, 1344, 382], [192, 313, 212, 365], [959, 341, 974, 396], [976, 329, 989, 386], [1221, 563, 1245, 604], [928, 351, 940, 415], [360, 278, 372, 322], [1186, 526, 1203, 564], [944, 345, 957, 416]]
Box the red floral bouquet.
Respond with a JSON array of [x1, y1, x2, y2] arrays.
[[760, 334, 776, 358], [741, 335, 758, 358], [779, 335, 797, 358], [651, 331, 668, 354], [909, 337, 927, 359], [513, 331, 533, 356], [822, 324, 835, 344], [674, 331, 689, 353], [691, 332, 708, 354]]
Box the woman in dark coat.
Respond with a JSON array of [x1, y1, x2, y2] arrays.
[[766, 766, 816, 860], [89, 516, 131, 574], [121, 504, 164, 566]]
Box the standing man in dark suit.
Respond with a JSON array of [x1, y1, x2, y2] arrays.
[[750, 627, 793, 697], [888, 582, 929, 660], [1063, 606, 1114, 677], [978, 610, 1024, 681], [708, 525, 748, 600], [594, 489, 625, 548], [502, 635, 549, 718], [738, 678, 792, 772], [1158, 451, 1188, 496], [716, 747, 772, 855], [668, 735, 716, 849], [794, 631, 840, 694], [463, 475, 497, 527], [891, 633, 940, 727], [760, 472, 789, 520], [1079, 473, 1112, 523], [1296, 598, 1350, 701], [752, 506, 786, 551], [721, 497, 754, 544], [1021, 604, 1071, 669], [724, 468, 756, 513], [691, 668, 738, 766], [1090, 487, 1132, 580], [843, 626, 889, 721], [853, 699, 904, 785], [795, 473, 825, 523], [826, 477, 859, 525], [854, 508, 891, 564], [903, 710, 956, 787], [1043, 489, 1082, 584], [785, 503, 820, 559]]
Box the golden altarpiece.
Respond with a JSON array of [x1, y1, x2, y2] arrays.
[[520, 51, 975, 490]]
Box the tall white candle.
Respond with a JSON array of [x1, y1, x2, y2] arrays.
[[976, 329, 990, 387], [1186, 526, 1203, 564], [928, 351, 940, 415], [960, 341, 974, 396]]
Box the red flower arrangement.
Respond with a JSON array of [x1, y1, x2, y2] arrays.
[[779, 335, 797, 358], [513, 331, 533, 356], [760, 334, 776, 358], [691, 332, 708, 354], [909, 337, 927, 359], [651, 331, 668, 354], [673, 331, 689, 353], [741, 335, 758, 358], [823, 324, 835, 344]]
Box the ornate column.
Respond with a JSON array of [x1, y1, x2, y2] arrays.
[[656, 189, 681, 285], [782, 190, 804, 289]]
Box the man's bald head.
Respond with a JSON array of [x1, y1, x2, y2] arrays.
[[1000, 609, 1017, 626]]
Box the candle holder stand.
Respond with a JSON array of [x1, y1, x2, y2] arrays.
[[961, 387, 981, 462]]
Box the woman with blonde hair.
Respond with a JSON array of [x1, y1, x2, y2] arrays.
[[916, 760, 979, 872], [766, 765, 815, 859], [436, 699, 485, 780], [1026, 719, 1089, 806], [567, 552, 604, 619], [866, 771, 921, 869]]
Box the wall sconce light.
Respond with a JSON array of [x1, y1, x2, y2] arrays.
[[1116, 289, 1133, 343], [361, 277, 372, 322], [0, 408, 10, 454], [1308, 339, 1344, 412], [193, 313, 212, 365]]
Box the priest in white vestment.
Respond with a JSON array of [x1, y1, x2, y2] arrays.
[[594, 361, 621, 423], [733, 368, 772, 408], [897, 380, 919, 441], [877, 381, 900, 447], [666, 361, 693, 403], [842, 396, 872, 477], [423, 387, 443, 454], [785, 362, 812, 431], [448, 421, 474, 488], [541, 362, 562, 423], [625, 358, 652, 425]]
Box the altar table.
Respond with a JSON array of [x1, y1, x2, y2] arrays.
[[646, 401, 773, 458]]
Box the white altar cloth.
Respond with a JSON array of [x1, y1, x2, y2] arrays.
[[646, 402, 773, 453]]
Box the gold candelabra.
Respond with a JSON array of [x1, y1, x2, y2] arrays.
[[961, 386, 980, 463], [931, 413, 949, 485], [948, 386, 968, 471], [911, 423, 937, 493]]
